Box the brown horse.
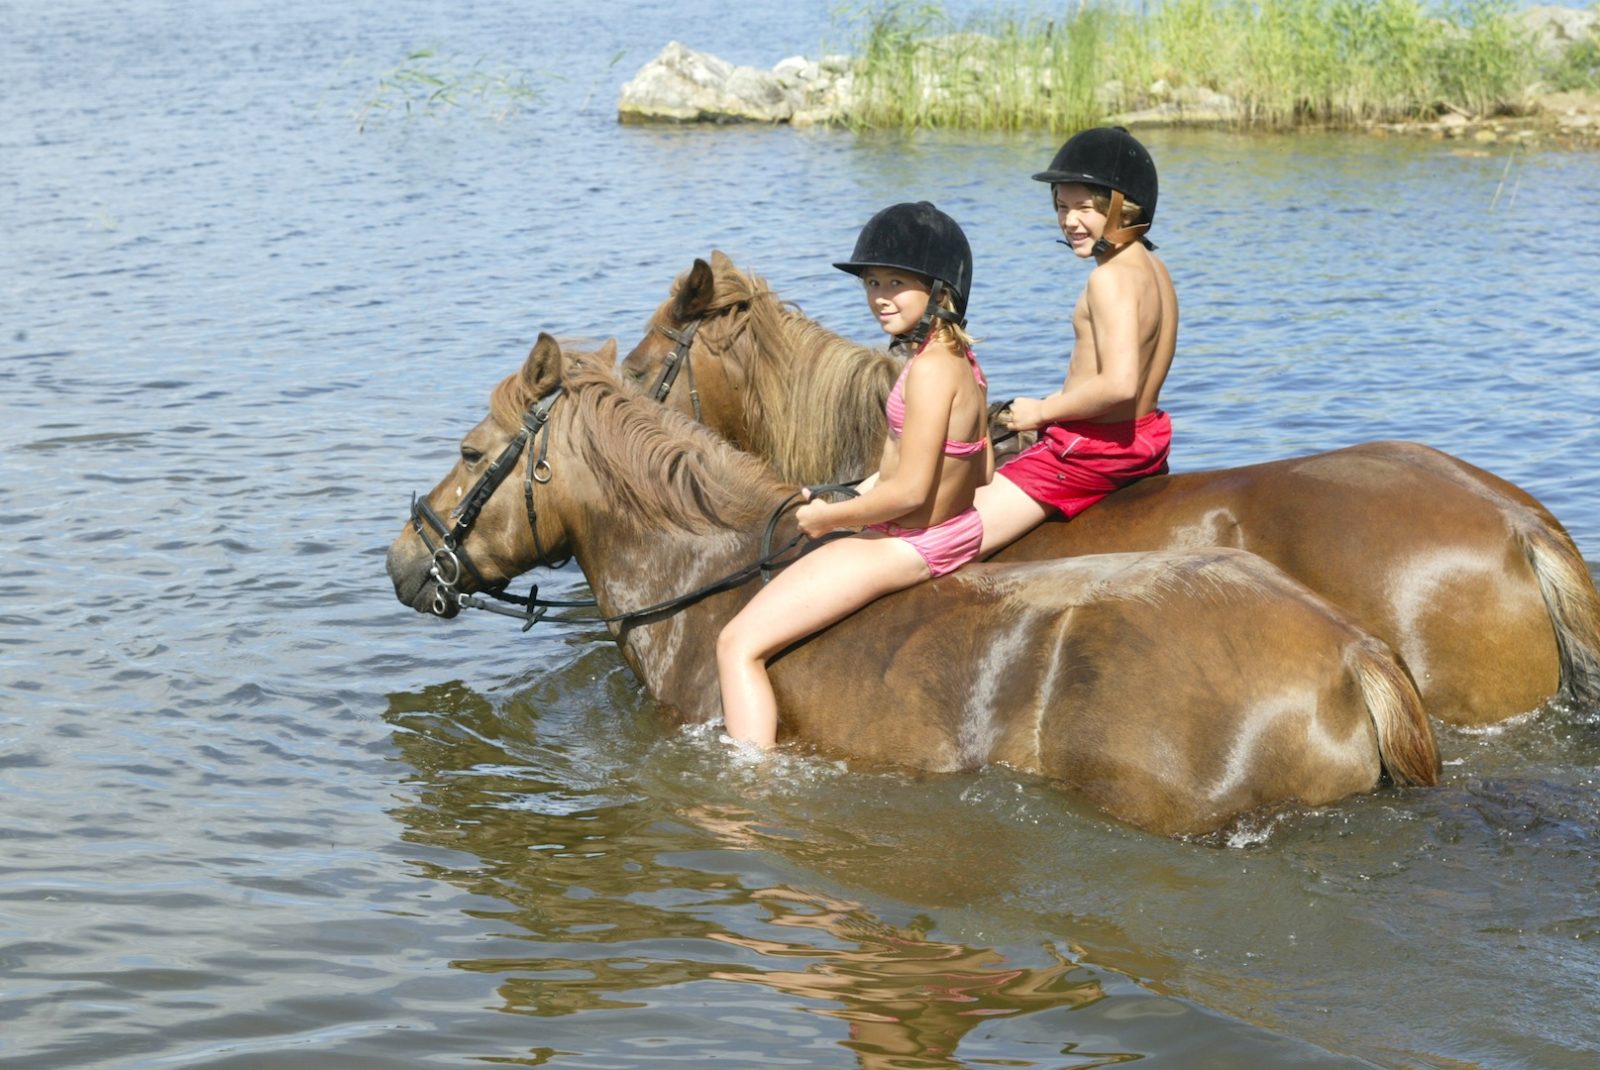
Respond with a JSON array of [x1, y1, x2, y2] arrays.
[[620, 253, 1600, 728], [387, 334, 1439, 837]]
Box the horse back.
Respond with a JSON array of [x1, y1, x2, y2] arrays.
[[769, 548, 1423, 835], [992, 440, 1598, 724]]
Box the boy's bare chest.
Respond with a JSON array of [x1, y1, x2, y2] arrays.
[[1068, 292, 1098, 369]]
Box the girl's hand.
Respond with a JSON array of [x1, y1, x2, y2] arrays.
[[1002, 396, 1048, 432], [795, 500, 835, 539]]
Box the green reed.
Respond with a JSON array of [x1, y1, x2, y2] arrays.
[[844, 1, 1146, 130], [842, 0, 1560, 130], [356, 49, 541, 131], [1162, 0, 1457, 125]]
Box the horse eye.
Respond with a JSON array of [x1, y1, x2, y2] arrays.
[[461, 446, 484, 465]]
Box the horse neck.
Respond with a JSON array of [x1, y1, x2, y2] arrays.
[[550, 403, 788, 721], [570, 506, 767, 619], [577, 516, 764, 724], [726, 297, 898, 485]]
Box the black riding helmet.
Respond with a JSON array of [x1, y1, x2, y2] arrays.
[[1034, 127, 1158, 251], [833, 201, 973, 334]]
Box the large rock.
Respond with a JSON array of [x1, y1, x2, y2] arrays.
[[775, 54, 855, 127], [618, 41, 802, 123], [1521, 5, 1599, 55], [1117, 81, 1239, 126], [618, 42, 852, 125]]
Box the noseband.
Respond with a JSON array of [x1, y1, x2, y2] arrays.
[[408, 387, 569, 625], [648, 319, 702, 421]]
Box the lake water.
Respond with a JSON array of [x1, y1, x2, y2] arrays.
[[4, 1, 1599, 1067]]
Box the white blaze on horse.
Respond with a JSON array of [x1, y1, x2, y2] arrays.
[[621, 253, 1600, 728], [387, 334, 1440, 838]]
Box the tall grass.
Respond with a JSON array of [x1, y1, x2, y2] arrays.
[[845, 1, 1147, 130], [842, 0, 1558, 130]]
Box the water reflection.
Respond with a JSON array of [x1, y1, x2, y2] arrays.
[[385, 680, 745, 1012], [378, 670, 1390, 1067], [708, 886, 1107, 1069], [381, 681, 1131, 1066]]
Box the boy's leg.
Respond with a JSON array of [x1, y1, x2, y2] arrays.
[[717, 534, 930, 747], [973, 474, 1052, 557]]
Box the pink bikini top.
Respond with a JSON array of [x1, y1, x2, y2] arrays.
[[884, 344, 989, 457]]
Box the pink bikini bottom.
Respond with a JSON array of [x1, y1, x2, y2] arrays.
[[867, 505, 985, 578]]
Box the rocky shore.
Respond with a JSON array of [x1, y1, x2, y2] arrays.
[[617, 6, 1600, 149]]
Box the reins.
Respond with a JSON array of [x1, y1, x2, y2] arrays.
[[464, 482, 859, 630], [409, 379, 857, 632], [988, 400, 1024, 452]]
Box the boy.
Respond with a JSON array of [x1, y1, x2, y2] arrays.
[[973, 126, 1176, 554]]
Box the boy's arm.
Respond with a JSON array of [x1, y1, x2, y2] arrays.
[[1008, 269, 1142, 429]]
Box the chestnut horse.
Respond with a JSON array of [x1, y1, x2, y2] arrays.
[[620, 253, 1600, 728], [387, 334, 1439, 837]]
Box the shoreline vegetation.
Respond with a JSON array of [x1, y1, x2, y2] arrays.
[[616, 1, 1600, 147]]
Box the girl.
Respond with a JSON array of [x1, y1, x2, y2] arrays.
[[716, 201, 993, 749]]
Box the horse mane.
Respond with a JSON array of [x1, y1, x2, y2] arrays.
[[489, 353, 787, 535], [684, 256, 901, 484]]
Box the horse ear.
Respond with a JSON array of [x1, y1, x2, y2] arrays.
[[596, 339, 618, 364], [522, 332, 564, 397], [673, 257, 717, 320]]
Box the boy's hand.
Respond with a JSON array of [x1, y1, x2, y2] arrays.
[[1001, 396, 1048, 431]]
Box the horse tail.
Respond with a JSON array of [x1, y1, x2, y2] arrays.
[[1351, 638, 1441, 787], [1518, 517, 1600, 709], [1383, 442, 1600, 714]]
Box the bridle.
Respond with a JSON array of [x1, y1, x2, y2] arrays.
[[407, 378, 858, 632], [408, 388, 576, 628], [647, 318, 702, 420]]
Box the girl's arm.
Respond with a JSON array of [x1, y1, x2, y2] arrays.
[[797, 356, 958, 535]]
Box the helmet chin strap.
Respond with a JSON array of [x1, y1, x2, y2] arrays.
[[1089, 190, 1151, 256], [896, 279, 966, 348]]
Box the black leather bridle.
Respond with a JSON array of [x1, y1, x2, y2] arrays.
[[408, 388, 574, 627], [647, 319, 702, 421]]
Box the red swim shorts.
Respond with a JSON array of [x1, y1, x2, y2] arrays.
[[867, 505, 985, 578], [997, 410, 1171, 518]]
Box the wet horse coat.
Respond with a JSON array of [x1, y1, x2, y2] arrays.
[[621, 254, 1600, 727], [388, 335, 1439, 837]]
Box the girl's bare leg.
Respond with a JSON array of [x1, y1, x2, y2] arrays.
[[717, 535, 929, 747]]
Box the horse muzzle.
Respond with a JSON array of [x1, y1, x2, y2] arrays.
[[385, 536, 462, 618]]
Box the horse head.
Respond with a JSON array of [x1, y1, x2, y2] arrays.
[[624, 252, 907, 485], [620, 251, 765, 443], [387, 333, 612, 618]]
